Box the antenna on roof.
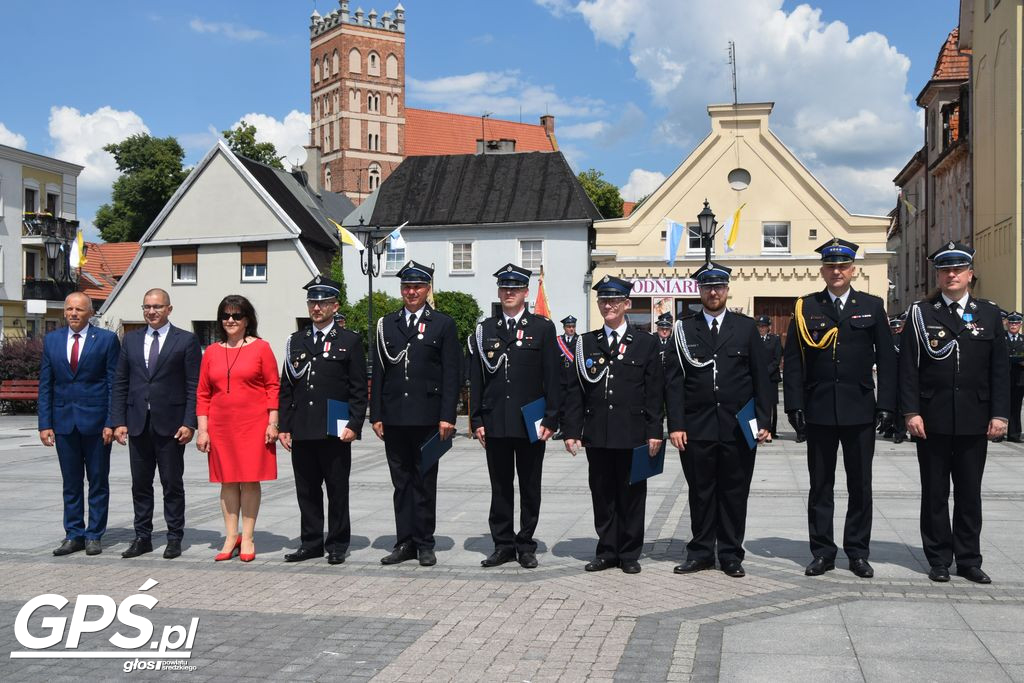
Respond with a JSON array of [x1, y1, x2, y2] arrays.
[[727, 40, 739, 105], [481, 112, 492, 155]]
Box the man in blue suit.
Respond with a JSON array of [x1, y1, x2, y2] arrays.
[[110, 288, 201, 560], [38, 292, 120, 556]]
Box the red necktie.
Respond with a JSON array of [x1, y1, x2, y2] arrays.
[[70, 333, 81, 373]]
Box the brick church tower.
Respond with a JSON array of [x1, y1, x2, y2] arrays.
[[309, 2, 406, 204]]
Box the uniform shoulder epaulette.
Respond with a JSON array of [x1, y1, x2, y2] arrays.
[[679, 311, 701, 320], [730, 310, 753, 320]]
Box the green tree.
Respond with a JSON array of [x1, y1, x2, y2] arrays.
[[433, 290, 483, 345], [222, 121, 283, 169], [346, 291, 403, 349], [94, 134, 189, 242], [577, 168, 624, 219], [324, 250, 348, 310]]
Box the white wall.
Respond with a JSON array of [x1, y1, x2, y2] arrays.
[[0, 157, 21, 302]]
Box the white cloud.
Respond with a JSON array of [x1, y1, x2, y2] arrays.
[[811, 164, 899, 216], [178, 125, 220, 152], [409, 70, 605, 120], [189, 18, 268, 41], [229, 111, 310, 158], [544, 0, 922, 214], [620, 168, 666, 201], [48, 105, 149, 198], [0, 122, 27, 149], [559, 121, 608, 140]]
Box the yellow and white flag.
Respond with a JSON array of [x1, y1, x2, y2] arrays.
[[722, 203, 746, 253], [329, 218, 365, 252], [69, 229, 86, 268]]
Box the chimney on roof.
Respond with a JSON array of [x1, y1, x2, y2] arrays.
[[299, 145, 322, 194], [540, 114, 555, 136]]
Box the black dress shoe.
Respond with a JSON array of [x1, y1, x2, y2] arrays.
[[327, 551, 346, 565], [85, 539, 102, 556], [380, 543, 416, 565], [54, 538, 85, 556], [1008, 435, 1023, 443], [418, 548, 437, 566], [121, 538, 153, 559], [804, 557, 835, 576], [673, 559, 714, 574], [518, 552, 538, 569], [163, 540, 182, 559], [795, 433, 807, 443], [284, 547, 324, 563], [849, 558, 874, 578], [894, 435, 905, 444], [481, 549, 517, 567], [584, 558, 618, 572], [722, 561, 745, 578], [928, 565, 951, 582], [620, 560, 641, 574], [957, 566, 992, 584]]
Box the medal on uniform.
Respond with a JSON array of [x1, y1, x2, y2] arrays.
[[937, 330, 946, 338], [516, 329, 524, 346], [617, 343, 626, 360], [300, 353, 307, 359], [487, 351, 494, 359], [585, 358, 594, 368], [963, 313, 974, 323], [930, 339, 939, 348], [494, 342, 501, 349], [324, 342, 331, 353], [597, 357, 605, 365], [417, 322, 426, 339]]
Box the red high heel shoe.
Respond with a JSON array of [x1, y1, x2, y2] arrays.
[[239, 539, 256, 563], [215, 537, 241, 562]]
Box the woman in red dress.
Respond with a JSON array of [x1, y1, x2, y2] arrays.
[[196, 295, 279, 562]]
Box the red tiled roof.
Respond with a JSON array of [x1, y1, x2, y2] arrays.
[[404, 108, 557, 157], [932, 28, 971, 81], [622, 201, 636, 217], [78, 242, 139, 302]]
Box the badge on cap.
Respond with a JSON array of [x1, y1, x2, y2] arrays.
[[586, 358, 594, 368]]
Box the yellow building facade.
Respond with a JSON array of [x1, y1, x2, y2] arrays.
[[591, 103, 891, 343], [960, 0, 1023, 310]]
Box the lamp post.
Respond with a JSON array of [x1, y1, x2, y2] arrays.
[[697, 199, 718, 265], [43, 236, 61, 282], [354, 217, 390, 374]]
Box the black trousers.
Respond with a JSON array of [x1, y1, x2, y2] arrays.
[[384, 425, 439, 550], [485, 436, 545, 554], [586, 447, 646, 562], [916, 433, 987, 569], [129, 413, 186, 542], [291, 438, 352, 554], [680, 439, 756, 564], [769, 382, 780, 437], [1010, 385, 1024, 438], [805, 422, 875, 561]]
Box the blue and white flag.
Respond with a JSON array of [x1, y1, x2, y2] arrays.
[[664, 218, 685, 266], [388, 221, 409, 250]]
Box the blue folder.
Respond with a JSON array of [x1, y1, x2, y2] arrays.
[[736, 398, 758, 450], [327, 400, 350, 437], [520, 397, 547, 443], [420, 431, 453, 472], [629, 440, 666, 485]]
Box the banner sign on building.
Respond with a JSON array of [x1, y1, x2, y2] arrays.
[[628, 278, 700, 296]]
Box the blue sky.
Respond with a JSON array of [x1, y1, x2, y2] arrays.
[[1, 1, 962, 240]]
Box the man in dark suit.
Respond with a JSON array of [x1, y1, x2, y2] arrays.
[[1005, 312, 1024, 442], [666, 263, 772, 578], [900, 243, 1008, 583], [563, 275, 664, 574], [783, 238, 897, 578], [110, 288, 201, 560], [755, 315, 783, 441], [279, 276, 367, 565], [469, 264, 561, 569], [371, 261, 460, 567], [38, 293, 120, 556], [656, 313, 673, 364]]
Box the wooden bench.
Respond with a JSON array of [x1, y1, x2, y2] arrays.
[[0, 379, 39, 402]]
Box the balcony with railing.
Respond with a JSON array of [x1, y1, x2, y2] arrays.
[[22, 278, 78, 302], [22, 213, 78, 241]]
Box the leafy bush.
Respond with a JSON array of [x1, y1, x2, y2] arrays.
[[432, 290, 483, 346], [0, 335, 44, 381], [346, 291, 403, 348]]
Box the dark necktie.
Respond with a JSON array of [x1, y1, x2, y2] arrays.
[[949, 302, 960, 319], [314, 330, 324, 347], [609, 330, 619, 349], [711, 318, 719, 342], [148, 330, 160, 376], [834, 297, 843, 315], [70, 333, 80, 373], [507, 317, 516, 330], [407, 313, 417, 331]]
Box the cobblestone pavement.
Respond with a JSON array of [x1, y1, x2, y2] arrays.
[[2, 413, 1024, 681]]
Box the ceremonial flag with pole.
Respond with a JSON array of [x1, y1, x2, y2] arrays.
[[664, 218, 685, 266], [534, 267, 551, 318], [388, 221, 409, 249], [69, 229, 86, 268], [328, 218, 365, 252], [722, 203, 746, 253]]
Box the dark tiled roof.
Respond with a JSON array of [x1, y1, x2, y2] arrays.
[[368, 152, 600, 227]]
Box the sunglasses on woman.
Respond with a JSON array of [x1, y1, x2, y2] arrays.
[[219, 312, 246, 321]]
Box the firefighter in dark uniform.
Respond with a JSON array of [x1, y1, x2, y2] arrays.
[[1005, 311, 1024, 442], [755, 315, 783, 442], [468, 264, 561, 569], [656, 313, 673, 364], [901, 243, 1008, 583], [279, 276, 367, 565], [666, 263, 772, 578], [334, 310, 347, 329], [554, 315, 578, 440], [371, 261, 460, 567], [783, 237, 897, 578], [882, 316, 909, 443], [563, 275, 664, 574]]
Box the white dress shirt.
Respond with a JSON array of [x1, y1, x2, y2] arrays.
[[829, 289, 851, 309], [940, 291, 971, 318], [312, 320, 335, 341], [503, 307, 525, 328], [143, 322, 171, 369], [703, 309, 726, 331], [603, 322, 628, 347], [66, 324, 90, 363]]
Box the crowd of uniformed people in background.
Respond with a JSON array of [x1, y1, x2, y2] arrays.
[[36, 237, 1015, 584]]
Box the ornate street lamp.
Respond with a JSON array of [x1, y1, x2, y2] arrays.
[[697, 199, 718, 265], [354, 217, 391, 374]]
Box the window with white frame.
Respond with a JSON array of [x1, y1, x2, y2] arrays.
[[450, 241, 473, 273], [685, 223, 713, 254], [385, 243, 405, 272], [240, 242, 267, 282], [520, 240, 543, 271], [762, 222, 790, 253], [171, 247, 198, 284]]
